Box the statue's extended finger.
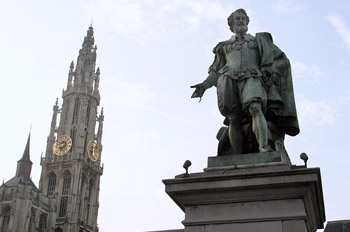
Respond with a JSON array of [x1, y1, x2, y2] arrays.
[[191, 91, 201, 98]]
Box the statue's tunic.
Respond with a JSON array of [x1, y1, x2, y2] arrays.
[[214, 34, 269, 115], [204, 33, 300, 136]]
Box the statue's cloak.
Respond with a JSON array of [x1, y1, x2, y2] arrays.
[[255, 32, 299, 136]]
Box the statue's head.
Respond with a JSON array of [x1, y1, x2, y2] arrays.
[[227, 8, 250, 34]]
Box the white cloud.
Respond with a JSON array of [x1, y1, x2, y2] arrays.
[[328, 15, 350, 55], [291, 60, 323, 84], [88, 0, 145, 40], [88, 0, 236, 41], [296, 95, 336, 126], [271, 0, 306, 13], [337, 95, 350, 105]]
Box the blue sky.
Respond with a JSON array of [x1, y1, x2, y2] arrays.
[[0, 0, 350, 231]]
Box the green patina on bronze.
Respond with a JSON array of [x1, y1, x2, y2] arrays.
[[191, 8, 299, 158], [208, 152, 282, 167]]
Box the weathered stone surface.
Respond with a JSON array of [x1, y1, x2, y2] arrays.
[[283, 220, 308, 232], [208, 151, 282, 167], [164, 166, 325, 232], [186, 221, 283, 232]]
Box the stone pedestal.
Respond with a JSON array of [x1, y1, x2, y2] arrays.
[[163, 163, 325, 232]]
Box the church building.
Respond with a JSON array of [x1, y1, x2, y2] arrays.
[[0, 26, 104, 232]]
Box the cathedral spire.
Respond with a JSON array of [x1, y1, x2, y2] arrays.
[[40, 27, 103, 230], [84, 26, 95, 47], [72, 26, 98, 92], [16, 134, 33, 178]]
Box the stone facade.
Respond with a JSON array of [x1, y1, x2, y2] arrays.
[[0, 26, 104, 232], [0, 135, 56, 232], [325, 220, 350, 232]]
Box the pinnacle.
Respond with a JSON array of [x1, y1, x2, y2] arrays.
[[20, 133, 31, 161]]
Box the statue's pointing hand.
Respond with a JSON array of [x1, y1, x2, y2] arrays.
[[191, 83, 209, 102]]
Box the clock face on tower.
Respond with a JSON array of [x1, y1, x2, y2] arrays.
[[53, 135, 72, 156], [87, 140, 99, 162]]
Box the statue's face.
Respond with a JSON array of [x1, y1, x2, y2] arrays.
[[232, 12, 248, 34]]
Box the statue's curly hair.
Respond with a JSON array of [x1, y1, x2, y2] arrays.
[[227, 8, 250, 31]]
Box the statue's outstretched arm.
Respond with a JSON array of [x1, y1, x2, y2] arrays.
[[190, 44, 223, 100]]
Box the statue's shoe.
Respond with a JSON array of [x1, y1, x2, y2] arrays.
[[260, 145, 274, 153]]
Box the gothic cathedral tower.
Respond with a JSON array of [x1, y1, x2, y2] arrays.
[[39, 26, 104, 232]]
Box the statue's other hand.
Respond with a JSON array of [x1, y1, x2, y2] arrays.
[[190, 83, 207, 98], [261, 67, 275, 88]]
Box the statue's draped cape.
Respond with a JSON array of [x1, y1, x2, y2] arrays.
[[256, 32, 299, 136]]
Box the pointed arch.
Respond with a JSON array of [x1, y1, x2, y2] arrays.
[[28, 207, 36, 232], [85, 100, 91, 126], [80, 172, 86, 195], [63, 99, 70, 124], [55, 227, 63, 232], [59, 170, 71, 217], [78, 172, 86, 217], [38, 213, 48, 232], [47, 171, 57, 196], [86, 178, 95, 223], [1, 204, 11, 232], [83, 130, 89, 157], [70, 127, 76, 151], [62, 170, 71, 195], [88, 178, 95, 202], [72, 98, 80, 125]]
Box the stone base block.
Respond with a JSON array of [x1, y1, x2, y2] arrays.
[[208, 151, 283, 168], [163, 165, 325, 232]]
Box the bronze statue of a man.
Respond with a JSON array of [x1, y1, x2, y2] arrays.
[[191, 9, 299, 155]]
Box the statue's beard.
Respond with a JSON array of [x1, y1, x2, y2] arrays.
[[233, 25, 248, 34]]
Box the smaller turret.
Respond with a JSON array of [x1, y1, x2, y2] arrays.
[[94, 67, 100, 92], [16, 134, 33, 178], [67, 61, 74, 90], [49, 98, 59, 137]]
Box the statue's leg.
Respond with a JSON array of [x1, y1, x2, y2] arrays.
[[248, 102, 273, 152], [227, 114, 244, 154]]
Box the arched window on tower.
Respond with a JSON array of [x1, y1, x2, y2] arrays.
[[59, 170, 71, 217], [62, 171, 71, 195], [86, 178, 94, 224], [47, 172, 56, 196], [55, 228, 63, 232], [58, 197, 68, 218], [63, 99, 70, 124], [80, 173, 86, 196], [70, 127, 76, 152], [83, 131, 88, 157], [72, 98, 80, 125], [28, 207, 36, 232], [78, 173, 86, 217], [38, 213, 48, 232], [85, 100, 91, 126], [1, 204, 11, 232]]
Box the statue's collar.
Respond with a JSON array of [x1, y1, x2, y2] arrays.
[[230, 33, 254, 41]]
